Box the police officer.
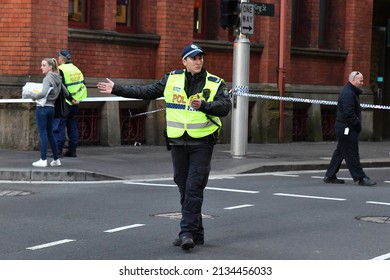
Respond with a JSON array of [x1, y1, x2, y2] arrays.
[[323, 71, 376, 186], [53, 49, 87, 157], [97, 43, 232, 250]]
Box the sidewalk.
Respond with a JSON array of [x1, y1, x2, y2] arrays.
[[0, 141, 389, 181]]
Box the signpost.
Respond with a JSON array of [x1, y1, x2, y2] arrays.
[[230, 1, 275, 158], [252, 2, 275, 16], [240, 3, 254, 35]]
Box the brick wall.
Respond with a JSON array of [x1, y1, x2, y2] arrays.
[[0, 0, 68, 76]]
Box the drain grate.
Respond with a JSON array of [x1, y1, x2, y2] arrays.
[[0, 189, 33, 197], [152, 212, 215, 220], [356, 216, 390, 224]]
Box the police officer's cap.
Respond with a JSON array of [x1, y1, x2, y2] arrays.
[[181, 44, 205, 60], [58, 49, 72, 60]]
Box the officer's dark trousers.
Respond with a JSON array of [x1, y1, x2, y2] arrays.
[[171, 144, 214, 241], [325, 132, 366, 181]]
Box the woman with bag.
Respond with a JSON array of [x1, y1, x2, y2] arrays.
[[31, 58, 69, 167]]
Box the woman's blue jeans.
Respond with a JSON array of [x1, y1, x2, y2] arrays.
[[36, 106, 59, 160]]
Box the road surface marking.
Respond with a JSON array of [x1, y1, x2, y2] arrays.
[[124, 182, 259, 193], [224, 204, 254, 210], [206, 187, 259, 193], [274, 193, 346, 201], [104, 224, 145, 233], [272, 174, 299, 177], [26, 239, 75, 250], [124, 182, 176, 187], [311, 176, 352, 181], [366, 201, 390, 206], [371, 252, 390, 260]]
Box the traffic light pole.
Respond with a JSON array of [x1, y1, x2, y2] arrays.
[[230, 1, 250, 158]]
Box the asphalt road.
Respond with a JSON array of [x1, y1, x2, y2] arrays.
[[1, 166, 390, 261]]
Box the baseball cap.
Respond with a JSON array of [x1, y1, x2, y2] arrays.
[[58, 49, 71, 60], [181, 44, 205, 60]]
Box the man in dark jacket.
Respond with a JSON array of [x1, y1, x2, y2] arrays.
[[97, 43, 232, 250], [323, 71, 376, 186]]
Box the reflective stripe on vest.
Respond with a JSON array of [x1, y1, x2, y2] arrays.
[[59, 63, 87, 105], [164, 71, 223, 138]]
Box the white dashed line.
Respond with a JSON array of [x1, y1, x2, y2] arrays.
[[104, 224, 145, 233], [206, 187, 259, 194], [124, 182, 259, 193], [224, 204, 254, 210], [273, 174, 299, 177], [371, 252, 390, 260], [311, 176, 352, 181], [26, 239, 75, 250], [274, 193, 346, 201], [366, 201, 390, 206]]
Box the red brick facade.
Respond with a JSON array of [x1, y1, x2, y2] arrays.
[[0, 0, 375, 87], [0, 0, 388, 148]]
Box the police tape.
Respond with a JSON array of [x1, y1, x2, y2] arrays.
[[231, 86, 390, 110], [129, 108, 165, 118], [2, 89, 390, 117]]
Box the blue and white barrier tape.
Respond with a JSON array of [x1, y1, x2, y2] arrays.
[[1, 87, 389, 115], [231, 85, 390, 110]]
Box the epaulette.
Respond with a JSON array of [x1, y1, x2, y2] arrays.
[[208, 76, 221, 83], [170, 69, 185, 75]]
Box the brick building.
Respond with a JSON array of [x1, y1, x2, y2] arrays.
[[0, 0, 389, 150]]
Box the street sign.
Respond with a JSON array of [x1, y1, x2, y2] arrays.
[[240, 3, 254, 35], [252, 2, 275, 17]]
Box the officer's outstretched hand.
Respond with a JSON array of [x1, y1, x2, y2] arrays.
[[97, 78, 114, 94]]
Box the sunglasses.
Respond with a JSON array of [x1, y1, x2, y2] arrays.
[[352, 71, 360, 79]]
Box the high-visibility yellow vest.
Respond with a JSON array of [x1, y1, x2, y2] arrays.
[[164, 70, 223, 138], [59, 63, 87, 105]]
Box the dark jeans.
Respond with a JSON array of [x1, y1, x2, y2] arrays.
[[170, 144, 214, 241], [36, 106, 59, 160], [53, 104, 79, 151]]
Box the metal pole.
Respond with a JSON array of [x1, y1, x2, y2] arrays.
[[278, 0, 286, 143], [230, 23, 250, 158]]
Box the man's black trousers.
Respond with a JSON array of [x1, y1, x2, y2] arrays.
[[170, 143, 214, 241]]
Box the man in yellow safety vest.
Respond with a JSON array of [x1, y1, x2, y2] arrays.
[[53, 49, 87, 157]]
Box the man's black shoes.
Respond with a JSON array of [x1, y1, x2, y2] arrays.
[[323, 176, 345, 184], [179, 236, 195, 250], [358, 177, 376, 186], [64, 150, 77, 157], [173, 238, 204, 247]]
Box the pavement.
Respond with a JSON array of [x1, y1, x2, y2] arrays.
[[1, 141, 390, 181]]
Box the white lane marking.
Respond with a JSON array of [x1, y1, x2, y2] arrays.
[[0, 180, 126, 185], [26, 239, 75, 250], [371, 253, 390, 260], [124, 182, 176, 187], [311, 176, 352, 181], [104, 224, 145, 233], [124, 182, 259, 193], [366, 201, 390, 206], [273, 174, 299, 177], [224, 204, 254, 210], [209, 176, 236, 180], [274, 193, 346, 201], [206, 187, 259, 194]]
